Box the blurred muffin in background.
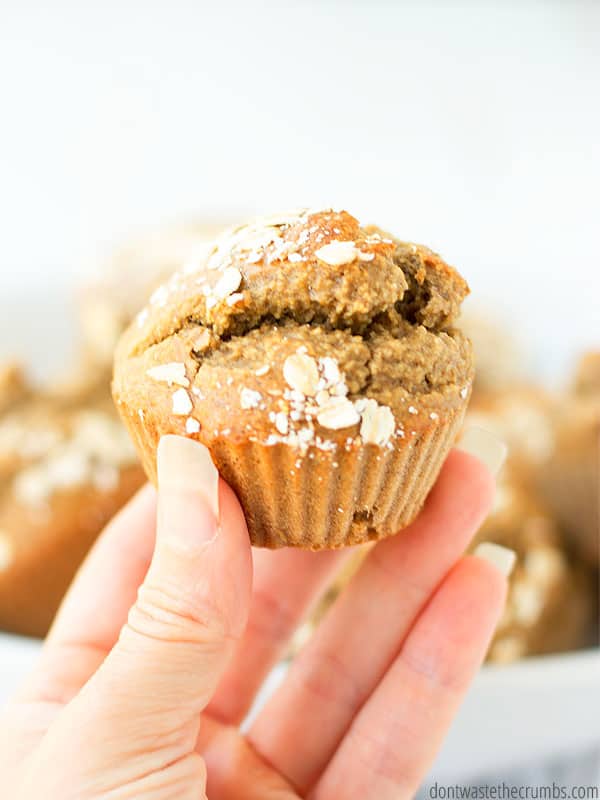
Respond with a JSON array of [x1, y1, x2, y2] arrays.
[[475, 472, 596, 664], [0, 364, 144, 637], [79, 221, 227, 369], [462, 311, 557, 486], [537, 351, 599, 567], [461, 312, 525, 395], [572, 350, 600, 398], [0, 362, 29, 415], [287, 470, 596, 665], [466, 386, 556, 487]]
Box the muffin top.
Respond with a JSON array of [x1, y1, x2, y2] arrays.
[[114, 209, 473, 452]]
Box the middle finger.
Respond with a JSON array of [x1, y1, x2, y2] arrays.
[[248, 449, 496, 794]]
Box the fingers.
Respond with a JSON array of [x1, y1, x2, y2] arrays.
[[47, 483, 157, 650], [311, 554, 510, 800], [58, 435, 252, 749], [200, 716, 302, 800], [207, 546, 347, 725], [249, 447, 500, 794], [16, 483, 158, 705]]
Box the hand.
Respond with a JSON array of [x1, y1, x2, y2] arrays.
[[0, 431, 509, 799]]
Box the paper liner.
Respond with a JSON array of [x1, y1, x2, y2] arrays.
[[121, 400, 467, 549]]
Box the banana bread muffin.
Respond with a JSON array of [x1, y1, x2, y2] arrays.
[[113, 209, 474, 549], [0, 366, 144, 637]]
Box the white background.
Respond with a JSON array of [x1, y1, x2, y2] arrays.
[[0, 1, 598, 379]]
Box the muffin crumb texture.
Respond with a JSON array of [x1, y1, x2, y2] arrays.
[[114, 209, 474, 548]]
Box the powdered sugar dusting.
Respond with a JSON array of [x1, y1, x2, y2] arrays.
[[240, 387, 262, 410]]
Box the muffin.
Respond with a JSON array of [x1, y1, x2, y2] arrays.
[[460, 311, 526, 396], [0, 362, 29, 415], [465, 385, 556, 488], [113, 208, 474, 549], [537, 353, 599, 566], [572, 350, 600, 398], [79, 221, 227, 370], [0, 366, 145, 637], [476, 472, 596, 663]]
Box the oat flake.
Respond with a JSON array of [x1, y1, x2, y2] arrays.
[[146, 362, 190, 387], [172, 388, 193, 416], [359, 400, 395, 446], [316, 396, 360, 430], [213, 267, 242, 300], [314, 240, 358, 266], [283, 353, 320, 396], [185, 417, 201, 434]]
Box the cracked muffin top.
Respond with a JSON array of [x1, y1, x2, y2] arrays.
[[114, 209, 474, 452]]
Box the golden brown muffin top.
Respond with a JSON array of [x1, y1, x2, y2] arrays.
[[114, 209, 473, 452], [124, 209, 469, 353]]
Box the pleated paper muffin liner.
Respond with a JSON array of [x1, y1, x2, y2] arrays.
[[121, 398, 466, 549], [218, 405, 467, 548]]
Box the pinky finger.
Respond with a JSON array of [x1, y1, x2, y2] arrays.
[[310, 549, 513, 800]]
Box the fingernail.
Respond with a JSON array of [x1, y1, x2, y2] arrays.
[[458, 426, 507, 477], [157, 435, 219, 547], [158, 435, 219, 518], [474, 542, 516, 577]]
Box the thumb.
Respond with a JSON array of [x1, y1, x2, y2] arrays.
[[81, 434, 253, 727]]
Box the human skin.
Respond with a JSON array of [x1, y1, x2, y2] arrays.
[[0, 431, 510, 799]]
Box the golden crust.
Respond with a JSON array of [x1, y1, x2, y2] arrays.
[[120, 209, 469, 358]]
